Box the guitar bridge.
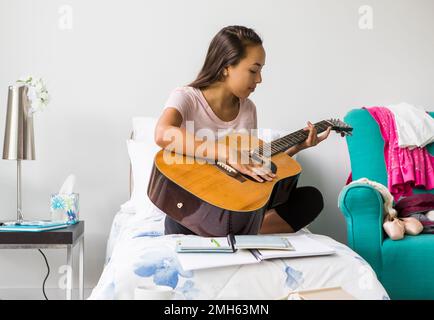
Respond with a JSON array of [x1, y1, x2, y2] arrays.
[[214, 161, 246, 183]]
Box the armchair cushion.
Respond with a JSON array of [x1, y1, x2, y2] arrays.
[[382, 234, 434, 299]]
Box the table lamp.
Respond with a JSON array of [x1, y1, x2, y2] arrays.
[[2, 84, 35, 224]]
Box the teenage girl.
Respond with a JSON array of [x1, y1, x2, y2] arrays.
[[155, 26, 331, 235]]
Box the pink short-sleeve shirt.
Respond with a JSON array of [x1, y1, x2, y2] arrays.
[[164, 86, 257, 139]]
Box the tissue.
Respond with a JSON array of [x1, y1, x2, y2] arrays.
[[59, 174, 76, 194], [50, 174, 79, 224]]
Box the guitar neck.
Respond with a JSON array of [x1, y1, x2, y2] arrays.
[[256, 120, 332, 156]]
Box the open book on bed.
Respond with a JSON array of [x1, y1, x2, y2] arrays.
[[176, 234, 335, 271], [176, 234, 294, 253]]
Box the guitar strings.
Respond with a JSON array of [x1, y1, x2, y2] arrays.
[[255, 120, 330, 156]]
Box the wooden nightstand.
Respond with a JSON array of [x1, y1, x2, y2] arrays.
[[0, 221, 84, 300]]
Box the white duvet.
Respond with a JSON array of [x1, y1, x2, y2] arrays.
[[89, 200, 389, 300]]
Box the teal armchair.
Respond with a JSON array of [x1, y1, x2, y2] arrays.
[[338, 109, 434, 300]]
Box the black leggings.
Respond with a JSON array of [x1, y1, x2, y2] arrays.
[[272, 185, 324, 232], [164, 182, 324, 235]]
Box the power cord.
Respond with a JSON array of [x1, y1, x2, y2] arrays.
[[38, 249, 50, 300]]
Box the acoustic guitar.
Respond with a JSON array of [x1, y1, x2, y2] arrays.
[[147, 119, 352, 236]]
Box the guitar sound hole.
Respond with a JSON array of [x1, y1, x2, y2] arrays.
[[241, 161, 277, 182]]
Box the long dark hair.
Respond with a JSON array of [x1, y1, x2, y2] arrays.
[[188, 26, 263, 89]]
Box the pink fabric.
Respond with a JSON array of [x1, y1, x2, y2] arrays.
[[346, 172, 352, 185], [164, 86, 257, 138], [366, 107, 434, 201]]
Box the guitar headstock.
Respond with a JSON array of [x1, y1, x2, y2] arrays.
[[325, 118, 353, 137]]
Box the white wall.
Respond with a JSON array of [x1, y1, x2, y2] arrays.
[[1, 0, 433, 295]]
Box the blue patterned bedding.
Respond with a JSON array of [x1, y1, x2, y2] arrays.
[[89, 201, 389, 300]]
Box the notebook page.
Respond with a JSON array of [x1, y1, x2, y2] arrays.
[[176, 249, 259, 271], [176, 236, 231, 250], [256, 235, 335, 260]]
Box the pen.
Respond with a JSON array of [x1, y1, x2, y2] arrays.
[[210, 238, 220, 247], [228, 233, 236, 252]]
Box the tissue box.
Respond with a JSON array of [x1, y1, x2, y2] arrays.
[[50, 193, 79, 224]]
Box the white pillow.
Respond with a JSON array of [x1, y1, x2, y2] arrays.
[[127, 117, 160, 211], [132, 117, 157, 142]]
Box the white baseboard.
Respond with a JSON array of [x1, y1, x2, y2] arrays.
[[0, 288, 93, 300]]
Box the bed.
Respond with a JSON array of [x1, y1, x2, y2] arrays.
[[88, 117, 389, 300]]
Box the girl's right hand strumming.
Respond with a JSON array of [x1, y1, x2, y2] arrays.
[[226, 147, 276, 183]]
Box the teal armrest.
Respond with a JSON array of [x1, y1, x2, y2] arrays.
[[338, 183, 385, 276]]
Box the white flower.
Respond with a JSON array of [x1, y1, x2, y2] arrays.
[[27, 86, 38, 103], [30, 103, 40, 114], [35, 81, 43, 92], [39, 91, 49, 102], [16, 75, 50, 113]]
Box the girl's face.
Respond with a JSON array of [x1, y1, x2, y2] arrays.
[[225, 45, 266, 99]]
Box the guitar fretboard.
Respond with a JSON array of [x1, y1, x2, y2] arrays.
[[255, 120, 332, 156]]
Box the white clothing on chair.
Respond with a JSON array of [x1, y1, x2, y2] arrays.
[[387, 102, 434, 149], [349, 178, 397, 218]]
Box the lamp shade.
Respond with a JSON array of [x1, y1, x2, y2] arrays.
[[2, 85, 35, 160]]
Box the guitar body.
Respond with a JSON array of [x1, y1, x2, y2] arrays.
[[147, 133, 302, 237]]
